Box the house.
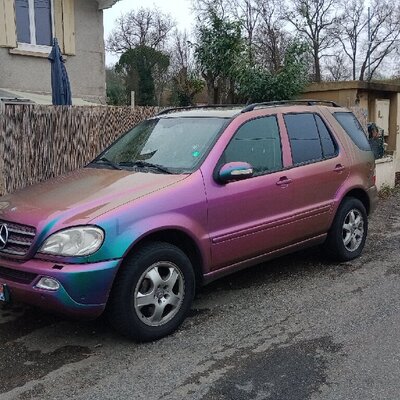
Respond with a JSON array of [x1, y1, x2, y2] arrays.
[[300, 81, 400, 189], [0, 0, 118, 104]]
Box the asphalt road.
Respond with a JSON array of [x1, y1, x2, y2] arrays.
[[1, 190, 399, 400]]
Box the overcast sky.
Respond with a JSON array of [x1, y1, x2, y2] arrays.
[[103, 0, 195, 66]]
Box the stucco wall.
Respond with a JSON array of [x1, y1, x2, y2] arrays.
[[389, 93, 399, 152], [376, 157, 396, 189], [0, 0, 106, 103], [300, 88, 359, 107]]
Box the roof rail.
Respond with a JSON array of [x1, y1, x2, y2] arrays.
[[241, 99, 341, 113], [156, 100, 340, 116], [157, 104, 243, 116]]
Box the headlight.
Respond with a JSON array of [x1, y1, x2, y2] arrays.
[[39, 226, 104, 256]]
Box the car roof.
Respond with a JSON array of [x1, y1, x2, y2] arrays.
[[155, 101, 349, 120]]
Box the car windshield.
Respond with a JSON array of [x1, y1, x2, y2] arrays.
[[96, 117, 227, 173]]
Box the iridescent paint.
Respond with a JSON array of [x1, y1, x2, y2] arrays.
[[0, 106, 378, 318], [0, 166, 211, 317]]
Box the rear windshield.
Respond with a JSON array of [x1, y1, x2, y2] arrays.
[[333, 112, 371, 151], [98, 117, 227, 173]]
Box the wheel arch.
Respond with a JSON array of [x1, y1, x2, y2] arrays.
[[121, 229, 205, 288], [342, 188, 370, 215]]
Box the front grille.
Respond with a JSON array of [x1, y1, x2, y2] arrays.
[[0, 266, 37, 284], [0, 220, 36, 257]]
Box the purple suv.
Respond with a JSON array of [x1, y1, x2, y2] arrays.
[[0, 101, 377, 341]]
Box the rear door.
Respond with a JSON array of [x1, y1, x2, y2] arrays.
[[282, 112, 350, 240]]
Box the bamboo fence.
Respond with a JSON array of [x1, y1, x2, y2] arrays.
[[0, 105, 159, 195]]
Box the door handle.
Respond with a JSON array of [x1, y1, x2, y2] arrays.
[[334, 164, 345, 173], [276, 177, 293, 186]]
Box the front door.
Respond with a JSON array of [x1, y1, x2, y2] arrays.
[[202, 115, 297, 270]]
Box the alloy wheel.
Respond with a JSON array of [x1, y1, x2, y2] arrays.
[[342, 209, 364, 252], [134, 261, 185, 327]]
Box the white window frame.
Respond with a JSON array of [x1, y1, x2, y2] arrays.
[[16, 0, 55, 53]]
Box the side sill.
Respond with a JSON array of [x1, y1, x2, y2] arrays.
[[202, 234, 327, 285]]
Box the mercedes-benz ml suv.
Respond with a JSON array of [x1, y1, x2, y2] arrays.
[[0, 101, 378, 341]]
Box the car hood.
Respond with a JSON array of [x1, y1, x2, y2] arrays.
[[0, 167, 188, 228]]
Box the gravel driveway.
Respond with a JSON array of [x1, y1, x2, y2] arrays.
[[1, 190, 399, 400]]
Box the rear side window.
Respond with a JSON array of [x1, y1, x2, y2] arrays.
[[315, 115, 336, 158], [284, 113, 337, 165], [334, 112, 371, 151], [222, 116, 282, 175]]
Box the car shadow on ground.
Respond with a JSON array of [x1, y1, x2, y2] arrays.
[[0, 245, 355, 343]]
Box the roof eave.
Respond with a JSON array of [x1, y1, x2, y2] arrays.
[[304, 80, 400, 94], [97, 0, 119, 10]]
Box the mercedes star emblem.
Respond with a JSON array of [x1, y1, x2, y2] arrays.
[[0, 224, 9, 250]]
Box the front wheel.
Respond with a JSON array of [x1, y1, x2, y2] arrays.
[[324, 197, 368, 261], [107, 242, 195, 342]]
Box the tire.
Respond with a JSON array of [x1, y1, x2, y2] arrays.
[[107, 241, 195, 342], [324, 197, 368, 261]]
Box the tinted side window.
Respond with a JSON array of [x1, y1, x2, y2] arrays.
[[334, 112, 371, 151], [223, 116, 282, 175], [315, 115, 336, 158], [284, 114, 322, 165]]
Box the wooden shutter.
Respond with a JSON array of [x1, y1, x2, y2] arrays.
[[53, 0, 65, 51], [0, 0, 17, 48], [53, 0, 75, 55], [62, 0, 75, 55]]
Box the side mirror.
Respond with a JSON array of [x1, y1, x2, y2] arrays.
[[218, 162, 254, 184]]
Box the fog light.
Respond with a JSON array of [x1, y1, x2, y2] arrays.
[[36, 277, 60, 291]]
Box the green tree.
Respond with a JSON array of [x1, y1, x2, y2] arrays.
[[116, 46, 170, 106], [193, 9, 243, 104], [106, 68, 128, 106], [236, 42, 309, 102]]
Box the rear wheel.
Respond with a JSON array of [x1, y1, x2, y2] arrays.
[[324, 197, 368, 261], [107, 242, 195, 342]]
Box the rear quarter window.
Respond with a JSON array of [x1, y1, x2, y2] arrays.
[[284, 113, 337, 166], [333, 112, 371, 151]]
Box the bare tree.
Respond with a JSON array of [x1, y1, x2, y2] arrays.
[[285, 0, 339, 82], [254, 0, 289, 72], [191, 0, 232, 20], [333, 0, 367, 80], [107, 7, 176, 53], [170, 30, 204, 105], [324, 54, 352, 81], [228, 0, 260, 63], [358, 0, 400, 81], [170, 30, 194, 74]]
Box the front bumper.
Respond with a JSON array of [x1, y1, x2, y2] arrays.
[[0, 256, 122, 318]]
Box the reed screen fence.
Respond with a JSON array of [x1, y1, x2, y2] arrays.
[[0, 105, 159, 195]]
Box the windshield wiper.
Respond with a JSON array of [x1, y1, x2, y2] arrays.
[[119, 160, 173, 174], [92, 157, 122, 170]]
